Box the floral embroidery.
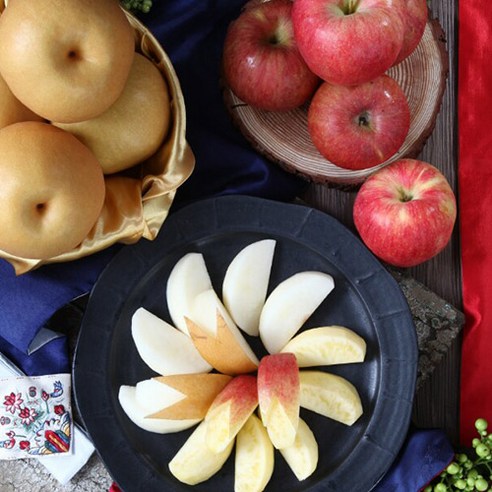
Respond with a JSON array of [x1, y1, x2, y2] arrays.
[[3, 392, 23, 415], [0, 374, 72, 458]]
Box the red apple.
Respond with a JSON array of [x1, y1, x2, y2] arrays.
[[292, 0, 405, 86], [307, 75, 410, 170], [353, 159, 457, 268], [393, 0, 428, 64], [222, 0, 319, 111]]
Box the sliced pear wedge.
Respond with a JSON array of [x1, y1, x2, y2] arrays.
[[299, 371, 363, 426], [166, 252, 213, 335], [186, 289, 259, 375], [118, 385, 199, 434], [222, 239, 276, 337], [145, 373, 232, 420], [131, 307, 212, 375], [235, 413, 274, 492], [259, 271, 335, 354], [280, 326, 366, 367], [279, 417, 318, 481], [169, 420, 234, 486]]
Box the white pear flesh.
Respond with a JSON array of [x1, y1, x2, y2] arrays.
[[280, 326, 366, 367], [222, 239, 276, 336], [169, 420, 234, 486], [279, 418, 318, 481], [299, 371, 363, 426], [118, 385, 199, 434], [235, 413, 274, 492], [131, 307, 212, 375], [259, 271, 335, 354], [166, 252, 213, 335]]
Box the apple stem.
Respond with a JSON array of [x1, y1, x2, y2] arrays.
[[398, 188, 413, 202], [345, 0, 360, 14]]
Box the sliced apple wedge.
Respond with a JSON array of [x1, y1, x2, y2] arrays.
[[235, 413, 274, 492], [280, 326, 366, 367], [259, 271, 335, 354], [204, 375, 258, 453], [166, 252, 213, 335], [222, 239, 276, 336], [143, 373, 232, 420], [186, 289, 259, 375], [279, 417, 318, 481], [257, 353, 300, 449], [299, 371, 363, 426], [169, 419, 234, 486], [118, 385, 199, 434], [131, 307, 212, 375]]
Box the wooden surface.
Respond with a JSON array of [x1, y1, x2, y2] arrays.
[[301, 0, 461, 445]]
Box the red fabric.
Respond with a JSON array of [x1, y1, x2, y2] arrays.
[[458, 1, 492, 444]]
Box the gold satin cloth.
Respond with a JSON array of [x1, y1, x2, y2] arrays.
[[0, 12, 195, 275]]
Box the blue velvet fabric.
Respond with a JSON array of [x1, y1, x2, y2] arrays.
[[0, 1, 454, 488]]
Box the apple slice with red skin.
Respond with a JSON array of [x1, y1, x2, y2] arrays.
[[308, 75, 410, 171], [292, 0, 405, 86], [257, 353, 300, 449], [353, 159, 457, 267], [205, 375, 258, 453], [222, 0, 319, 111]]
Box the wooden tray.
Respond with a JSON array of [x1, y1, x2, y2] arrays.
[[223, 17, 449, 186]]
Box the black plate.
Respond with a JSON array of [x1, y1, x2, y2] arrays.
[[73, 195, 418, 492]]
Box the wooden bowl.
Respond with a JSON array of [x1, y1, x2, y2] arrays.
[[224, 17, 448, 186]]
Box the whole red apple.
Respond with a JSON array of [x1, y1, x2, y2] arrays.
[[353, 159, 457, 268], [307, 74, 410, 170], [393, 0, 428, 64], [222, 0, 319, 111], [292, 0, 405, 86]]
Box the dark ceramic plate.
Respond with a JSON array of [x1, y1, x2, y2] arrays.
[[73, 195, 418, 492]]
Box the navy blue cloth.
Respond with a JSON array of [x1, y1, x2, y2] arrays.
[[374, 427, 454, 491]]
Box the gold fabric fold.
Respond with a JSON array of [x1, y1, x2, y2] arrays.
[[1, 11, 195, 275]]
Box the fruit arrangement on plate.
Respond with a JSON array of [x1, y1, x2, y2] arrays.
[[0, 0, 194, 274], [222, 0, 449, 185], [119, 239, 367, 489]]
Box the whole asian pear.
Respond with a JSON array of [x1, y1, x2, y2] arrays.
[[0, 0, 135, 123], [0, 122, 106, 260], [54, 54, 171, 174]]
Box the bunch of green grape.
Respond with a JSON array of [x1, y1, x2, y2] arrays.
[[120, 0, 153, 14], [425, 419, 492, 491]]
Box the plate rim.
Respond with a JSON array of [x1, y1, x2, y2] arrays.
[[73, 195, 418, 492]]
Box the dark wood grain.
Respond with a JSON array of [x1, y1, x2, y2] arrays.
[[301, 0, 461, 445]]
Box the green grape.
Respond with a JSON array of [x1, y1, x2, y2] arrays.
[[434, 483, 448, 492], [476, 419, 489, 433], [455, 479, 467, 490], [447, 463, 461, 475], [476, 443, 490, 458], [476, 477, 489, 491]]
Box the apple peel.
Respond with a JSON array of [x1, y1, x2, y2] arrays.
[[205, 375, 258, 453], [258, 353, 300, 449]]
